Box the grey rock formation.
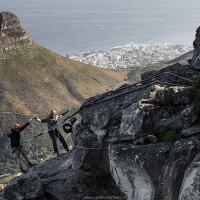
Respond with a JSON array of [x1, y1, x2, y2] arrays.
[[179, 153, 200, 199], [157, 104, 198, 130], [109, 137, 200, 200], [180, 125, 200, 137], [0, 12, 32, 53], [1, 153, 125, 200]]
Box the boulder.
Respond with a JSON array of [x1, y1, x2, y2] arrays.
[[157, 104, 198, 130], [179, 153, 200, 199], [109, 137, 200, 200], [180, 125, 200, 137]]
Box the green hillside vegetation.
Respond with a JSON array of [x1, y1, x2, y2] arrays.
[[0, 41, 193, 114], [0, 42, 128, 114], [0, 173, 20, 191]]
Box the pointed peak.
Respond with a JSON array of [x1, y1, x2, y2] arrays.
[[0, 11, 32, 53]]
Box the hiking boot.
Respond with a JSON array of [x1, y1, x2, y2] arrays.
[[67, 150, 71, 154], [60, 150, 71, 156], [29, 163, 36, 168]]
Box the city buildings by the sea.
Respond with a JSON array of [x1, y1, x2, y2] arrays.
[[70, 43, 193, 69]]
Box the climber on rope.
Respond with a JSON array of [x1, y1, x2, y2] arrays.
[[8, 119, 36, 173], [34, 109, 70, 156]]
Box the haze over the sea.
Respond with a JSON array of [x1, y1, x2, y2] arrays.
[[1, 0, 200, 56]]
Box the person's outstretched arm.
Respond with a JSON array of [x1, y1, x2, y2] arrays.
[[20, 118, 32, 131], [34, 116, 48, 123]]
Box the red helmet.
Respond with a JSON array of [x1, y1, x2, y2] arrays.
[[50, 109, 56, 115], [12, 123, 20, 129]]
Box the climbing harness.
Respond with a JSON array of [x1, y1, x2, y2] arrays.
[[46, 109, 81, 131]]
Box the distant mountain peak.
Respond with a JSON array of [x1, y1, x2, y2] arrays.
[[0, 11, 32, 53]]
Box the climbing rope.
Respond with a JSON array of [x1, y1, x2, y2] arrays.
[[81, 80, 192, 109], [2, 70, 195, 139], [16, 72, 193, 149], [5, 70, 196, 173], [18, 111, 75, 166], [73, 145, 108, 150], [88, 68, 193, 97], [31, 71, 194, 134], [16, 71, 194, 149]]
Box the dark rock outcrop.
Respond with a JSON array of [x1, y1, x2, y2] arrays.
[[0, 12, 32, 53], [1, 154, 126, 200], [191, 26, 200, 69]]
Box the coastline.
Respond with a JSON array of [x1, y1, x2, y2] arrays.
[[70, 43, 193, 69]]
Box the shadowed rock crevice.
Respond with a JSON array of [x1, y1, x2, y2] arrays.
[[0, 14, 2, 32], [44, 192, 59, 200]]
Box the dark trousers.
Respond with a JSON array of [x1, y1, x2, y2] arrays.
[[48, 129, 69, 153]]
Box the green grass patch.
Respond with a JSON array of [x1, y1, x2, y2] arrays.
[[0, 173, 21, 191], [154, 125, 181, 142], [0, 173, 19, 184], [0, 42, 129, 114]]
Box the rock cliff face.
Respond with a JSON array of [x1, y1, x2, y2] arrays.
[[0, 12, 32, 53], [2, 24, 200, 200], [191, 25, 200, 69]]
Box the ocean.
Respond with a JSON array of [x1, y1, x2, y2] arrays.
[[1, 0, 200, 56]]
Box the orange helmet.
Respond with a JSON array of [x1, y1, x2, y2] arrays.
[[12, 123, 21, 129], [50, 109, 56, 115]]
